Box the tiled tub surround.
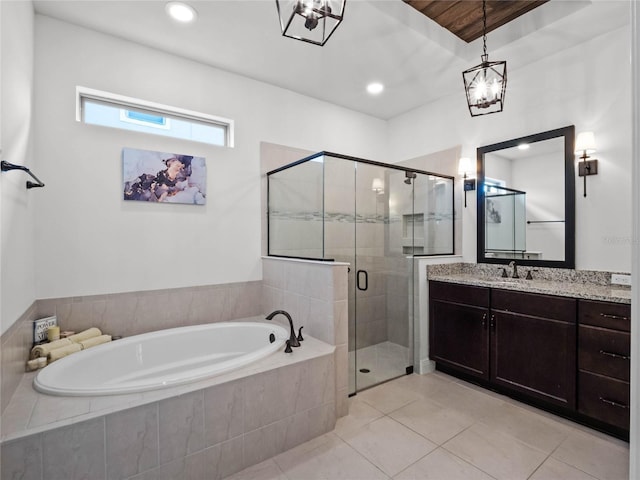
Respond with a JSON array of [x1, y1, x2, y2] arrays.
[[262, 256, 349, 417], [1, 302, 38, 414], [1, 324, 336, 480], [1, 258, 349, 478], [0, 281, 264, 416], [427, 263, 631, 304]]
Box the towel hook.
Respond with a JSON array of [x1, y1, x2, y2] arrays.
[[1, 160, 45, 189]]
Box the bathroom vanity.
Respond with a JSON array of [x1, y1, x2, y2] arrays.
[[428, 276, 630, 439]]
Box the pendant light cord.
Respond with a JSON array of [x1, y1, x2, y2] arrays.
[[482, 0, 487, 58]]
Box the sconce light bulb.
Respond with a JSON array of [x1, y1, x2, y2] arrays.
[[458, 157, 474, 176], [575, 131, 596, 155]]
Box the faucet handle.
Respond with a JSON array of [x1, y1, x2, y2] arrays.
[[297, 326, 304, 342], [284, 340, 293, 353], [500, 268, 508, 278]]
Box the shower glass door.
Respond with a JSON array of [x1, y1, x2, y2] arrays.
[[269, 152, 454, 396], [351, 162, 415, 392]]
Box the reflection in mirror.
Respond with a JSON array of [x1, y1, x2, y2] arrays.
[[484, 137, 565, 261], [477, 126, 575, 269]]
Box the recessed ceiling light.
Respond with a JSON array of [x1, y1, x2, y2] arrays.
[[366, 83, 384, 95], [166, 2, 197, 23], [518, 143, 530, 150]]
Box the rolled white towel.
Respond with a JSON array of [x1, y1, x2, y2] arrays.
[[48, 343, 82, 362], [79, 334, 112, 350], [30, 338, 72, 359], [68, 327, 102, 344]]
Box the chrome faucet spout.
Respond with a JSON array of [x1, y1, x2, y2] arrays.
[[265, 310, 301, 348]]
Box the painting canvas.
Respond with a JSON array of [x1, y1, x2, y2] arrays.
[[123, 147, 206, 204], [486, 198, 502, 224]]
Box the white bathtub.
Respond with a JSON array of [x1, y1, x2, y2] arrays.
[[33, 321, 288, 396]]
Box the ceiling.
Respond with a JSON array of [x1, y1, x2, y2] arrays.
[[404, 0, 549, 43], [32, 0, 629, 120]]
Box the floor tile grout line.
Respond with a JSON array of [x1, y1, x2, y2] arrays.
[[339, 431, 394, 479], [545, 432, 616, 480], [436, 446, 500, 480], [389, 447, 439, 479], [525, 447, 558, 480]]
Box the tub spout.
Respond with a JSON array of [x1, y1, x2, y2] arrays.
[[265, 310, 300, 348]]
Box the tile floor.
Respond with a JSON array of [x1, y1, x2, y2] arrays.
[[224, 371, 630, 480]]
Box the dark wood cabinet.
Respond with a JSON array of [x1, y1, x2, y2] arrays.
[[577, 300, 631, 432], [429, 282, 490, 380], [490, 290, 576, 409], [429, 281, 631, 437]]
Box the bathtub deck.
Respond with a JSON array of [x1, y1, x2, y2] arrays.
[[1, 331, 334, 443]]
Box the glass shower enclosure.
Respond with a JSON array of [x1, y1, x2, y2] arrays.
[[267, 152, 454, 394], [485, 185, 527, 259]]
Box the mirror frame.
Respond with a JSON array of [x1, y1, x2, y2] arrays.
[[477, 125, 576, 269]]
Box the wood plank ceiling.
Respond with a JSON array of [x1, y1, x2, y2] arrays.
[[404, 0, 549, 43]]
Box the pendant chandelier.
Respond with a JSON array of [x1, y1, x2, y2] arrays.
[[462, 0, 507, 117], [276, 0, 346, 46]]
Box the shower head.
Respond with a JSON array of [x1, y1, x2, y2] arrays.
[[404, 171, 417, 185]]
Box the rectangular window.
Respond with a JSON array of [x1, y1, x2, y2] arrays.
[[76, 86, 234, 147]]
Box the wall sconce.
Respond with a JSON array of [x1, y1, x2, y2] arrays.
[[575, 131, 598, 197], [458, 157, 476, 208], [276, 0, 346, 46], [371, 177, 384, 195]]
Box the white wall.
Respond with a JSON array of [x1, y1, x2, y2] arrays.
[[388, 25, 632, 272], [630, 1, 639, 476], [0, 0, 36, 335], [32, 15, 388, 302]]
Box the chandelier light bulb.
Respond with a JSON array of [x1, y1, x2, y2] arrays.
[[474, 79, 488, 101], [491, 78, 501, 98]]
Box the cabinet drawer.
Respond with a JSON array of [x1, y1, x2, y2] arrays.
[[491, 289, 576, 322], [429, 281, 490, 307], [578, 371, 630, 431], [579, 300, 630, 332], [578, 325, 630, 381]]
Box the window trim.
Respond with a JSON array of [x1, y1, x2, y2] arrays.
[[76, 86, 234, 147]]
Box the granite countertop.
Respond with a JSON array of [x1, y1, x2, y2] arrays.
[[429, 273, 631, 304]]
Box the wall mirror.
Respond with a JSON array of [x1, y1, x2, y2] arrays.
[[477, 125, 575, 269]]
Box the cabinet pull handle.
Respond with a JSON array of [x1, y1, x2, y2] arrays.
[[599, 313, 629, 321], [599, 397, 629, 409], [481, 313, 487, 328], [490, 315, 495, 330], [599, 350, 631, 360]]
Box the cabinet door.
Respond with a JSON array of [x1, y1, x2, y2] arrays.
[[491, 310, 576, 409], [431, 300, 489, 380]]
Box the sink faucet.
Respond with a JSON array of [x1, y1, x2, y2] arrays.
[[265, 310, 301, 348], [509, 261, 519, 279]]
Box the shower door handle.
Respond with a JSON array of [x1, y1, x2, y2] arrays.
[[356, 270, 369, 291]]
